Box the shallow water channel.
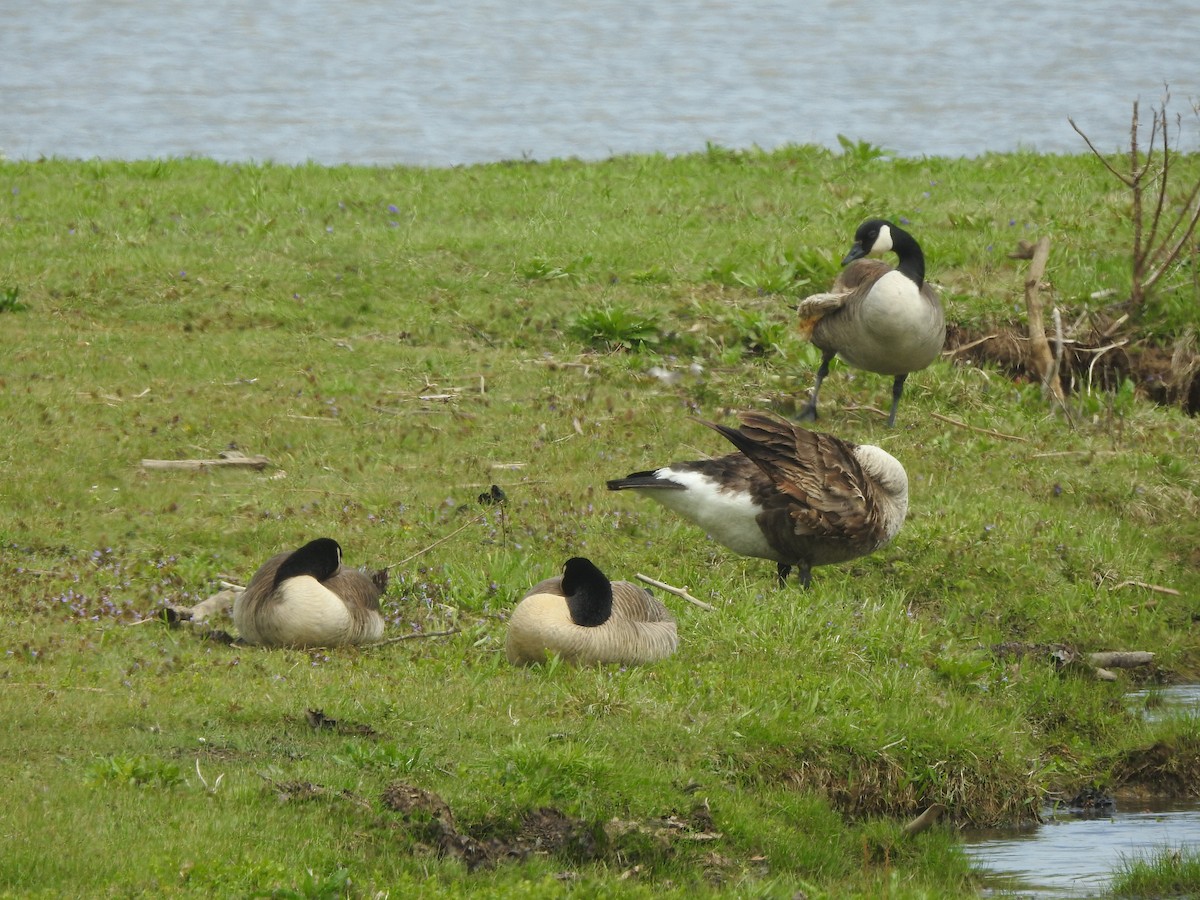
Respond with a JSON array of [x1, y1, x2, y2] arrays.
[[961, 685, 1200, 898], [960, 691, 1200, 897]]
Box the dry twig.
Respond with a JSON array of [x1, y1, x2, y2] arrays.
[[928, 412, 1029, 443], [635, 574, 717, 611], [1070, 91, 1200, 308], [1113, 580, 1182, 597], [387, 515, 485, 570], [368, 628, 462, 647]]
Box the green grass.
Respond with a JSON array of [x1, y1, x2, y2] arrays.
[[1108, 846, 1200, 897], [1, 148, 1199, 898]]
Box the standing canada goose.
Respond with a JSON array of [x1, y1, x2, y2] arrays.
[[606, 411, 908, 588], [505, 557, 678, 666], [797, 219, 945, 427], [232, 538, 387, 648]]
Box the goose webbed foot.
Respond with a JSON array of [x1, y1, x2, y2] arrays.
[[795, 402, 819, 423]]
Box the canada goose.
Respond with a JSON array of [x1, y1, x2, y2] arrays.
[[797, 219, 945, 427], [505, 557, 678, 666], [606, 410, 908, 588], [232, 538, 387, 648]]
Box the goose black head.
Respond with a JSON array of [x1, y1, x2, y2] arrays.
[[274, 537, 343, 587], [842, 219, 895, 265], [560, 556, 613, 627]]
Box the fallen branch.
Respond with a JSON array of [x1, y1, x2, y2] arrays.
[[2, 683, 107, 692], [368, 628, 461, 647], [928, 412, 1029, 443], [1087, 651, 1155, 669], [1031, 450, 1126, 458], [635, 574, 717, 611], [142, 450, 270, 471], [1015, 236, 1071, 419]]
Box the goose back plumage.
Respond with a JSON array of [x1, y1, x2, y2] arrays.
[[607, 411, 908, 586], [233, 538, 387, 648], [506, 557, 678, 666]]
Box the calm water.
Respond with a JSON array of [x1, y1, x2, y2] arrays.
[[963, 800, 1200, 899], [1, 1, 1197, 166], [964, 685, 1200, 898]]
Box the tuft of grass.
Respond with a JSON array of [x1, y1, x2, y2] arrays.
[[570, 303, 662, 350], [1109, 846, 1200, 897], [84, 754, 185, 789], [0, 285, 27, 312]]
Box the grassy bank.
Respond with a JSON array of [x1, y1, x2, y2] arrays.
[[1, 147, 1198, 898]]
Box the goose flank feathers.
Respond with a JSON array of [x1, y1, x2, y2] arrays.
[[506, 557, 678, 666], [607, 411, 908, 588], [233, 537, 387, 648]]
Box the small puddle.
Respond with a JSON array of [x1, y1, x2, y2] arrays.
[[962, 685, 1200, 898]]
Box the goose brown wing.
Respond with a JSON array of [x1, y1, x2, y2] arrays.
[[796, 259, 894, 339], [700, 412, 888, 544], [324, 566, 386, 612], [830, 258, 892, 293]]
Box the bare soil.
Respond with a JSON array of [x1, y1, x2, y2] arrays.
[[945, 321, 1200, 416]]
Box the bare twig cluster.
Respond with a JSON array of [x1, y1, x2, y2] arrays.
[[1070, 90, 1200, 310]]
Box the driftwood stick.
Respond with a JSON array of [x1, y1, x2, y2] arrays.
[[1017, 236, 1070, 414], [367, 628, 461, 647], [1087, 651, 1155, 669], [142, 452, 271, 471], [635, 574, 717, 611], [928, 412, 1029, 443]]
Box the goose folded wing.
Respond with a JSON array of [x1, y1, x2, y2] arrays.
[[709, 413, 889, 544]]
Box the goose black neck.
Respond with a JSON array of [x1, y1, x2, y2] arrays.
[[890, 226, 926, 287], [561, 557, 613, 627], [274, 538, 341, 586]]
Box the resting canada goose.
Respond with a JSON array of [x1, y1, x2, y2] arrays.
[[606, 410, 908, 588], [505, 557, 678, 666], [232, 538, 387, 648], [797, 219, 945, 427]]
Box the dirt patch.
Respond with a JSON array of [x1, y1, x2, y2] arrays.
[[1113, 740, 1200, 797], [945, 322, 1200, 415], [381, 781, 720, 872]]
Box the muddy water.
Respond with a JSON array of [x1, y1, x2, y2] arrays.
[[962, 685, 1200, 898]]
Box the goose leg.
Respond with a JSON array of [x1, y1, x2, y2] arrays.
[[778, 562, 813, 589], [798, 352, 835, 421], [797, 564, 813, 590], [886, 374, 908, 428]]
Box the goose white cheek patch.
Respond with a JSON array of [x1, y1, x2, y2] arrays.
[[872, 223, 893, 255]]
